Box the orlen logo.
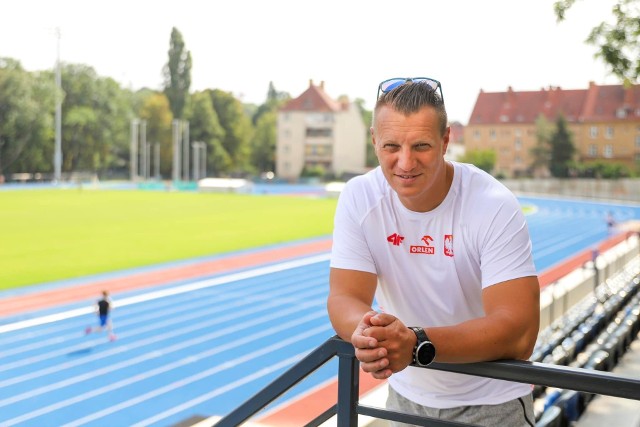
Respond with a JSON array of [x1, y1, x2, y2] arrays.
[[410, 235, 435, 255], [410, 245, 435, 254], [387, 233, 404, 246]]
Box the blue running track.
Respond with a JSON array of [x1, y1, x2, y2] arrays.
[[0, 196, 639, 426]]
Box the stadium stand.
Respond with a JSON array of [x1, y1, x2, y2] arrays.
[[532, 257, 640, 426]]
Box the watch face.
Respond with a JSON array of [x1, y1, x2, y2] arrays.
[[417, 341, 436, 365]]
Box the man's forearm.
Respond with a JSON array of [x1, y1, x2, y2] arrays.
[[327, 295, 372, 341]]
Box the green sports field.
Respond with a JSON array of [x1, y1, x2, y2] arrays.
[[0, 189, 338, 291]]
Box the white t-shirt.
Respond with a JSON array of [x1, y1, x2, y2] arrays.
[[330, 162, 537, 408]]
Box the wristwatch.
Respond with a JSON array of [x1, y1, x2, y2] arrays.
[[409, 326, 436, 366]]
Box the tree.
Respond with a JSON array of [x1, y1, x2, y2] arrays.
[[206, 89, 254, 175], [0, 58, 54, 177], [138, 92, 173, 178], [353, 98, 376, 167], [250, 110, 276, 174], [529, 114, 554, 177], [459, 149, 496, 174], [188, 91, 229, 176], [555, 0, 640, 84], [59, 64, 133, 175], [163, 27, 192, 119], [548, 115, 576, 177]]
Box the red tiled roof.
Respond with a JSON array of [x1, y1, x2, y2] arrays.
[[468, 83, 640, 125], [280, 80, 343, 112]]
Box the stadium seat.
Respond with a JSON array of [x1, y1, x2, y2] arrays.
[[585, 348, 612, 372], [554, 390, 583, 423], [535, 405, 563, 427]]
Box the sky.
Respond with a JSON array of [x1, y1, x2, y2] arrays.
[[0, 0, 621, 124]]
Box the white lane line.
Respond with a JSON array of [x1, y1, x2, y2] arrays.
[[0, 253, 330, 334], [533, 228, 603, 259], [0, 267, 324, 359], [2, 319, 332, 426], [64, 325, 333, 427], [0, 289, 326, 393], [131, 353, 310, 427], [2, 263, 326, 346]]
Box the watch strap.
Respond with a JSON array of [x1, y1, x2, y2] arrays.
[[409, 326, 429, 342], [409, 326, 429, 365]]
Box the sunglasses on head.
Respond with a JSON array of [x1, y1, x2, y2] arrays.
[[377, 77, 444, 103]]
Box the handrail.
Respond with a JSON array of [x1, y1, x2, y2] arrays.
[[215, 335, 640, 427]]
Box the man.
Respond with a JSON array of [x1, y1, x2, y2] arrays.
[[85, 290, 117, 342], [327, 78, 540, 426]]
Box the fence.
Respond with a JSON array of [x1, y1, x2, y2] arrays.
[[216, 334, 640, 427]]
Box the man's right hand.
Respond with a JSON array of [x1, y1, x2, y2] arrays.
[[351, 311, 394, 379]]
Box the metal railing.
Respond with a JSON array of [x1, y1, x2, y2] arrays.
[[215, 335, 640, 427]]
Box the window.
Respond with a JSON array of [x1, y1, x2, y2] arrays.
[[605, 127, 614, 139], [636, 135, 640, 148], [514, 139, 522, 150], [590, 127, 598, 138], [604, 144, 613, 158], [473, 130, 480, 140], [489, 129, 496, 141], [306, 128, 332, 137], [588, 144, 597, 157]]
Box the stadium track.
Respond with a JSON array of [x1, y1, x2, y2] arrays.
[[1, 196, 639, 426]]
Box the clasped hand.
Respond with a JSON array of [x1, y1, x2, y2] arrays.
[[351, 311, 415, 379]]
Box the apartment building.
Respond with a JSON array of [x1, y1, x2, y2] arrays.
[[464, 82, 640, 177], [276, 80, 366, 181]]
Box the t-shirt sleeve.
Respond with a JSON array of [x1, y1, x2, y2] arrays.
[[478, 190, 538, 288], [329, 181, 377, 275]]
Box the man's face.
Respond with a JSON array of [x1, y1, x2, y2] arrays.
[[371, 105, 450, 212]]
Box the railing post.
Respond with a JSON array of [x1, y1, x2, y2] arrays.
[[336, 346, 359, 426]]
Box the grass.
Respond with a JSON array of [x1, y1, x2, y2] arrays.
[[0, 189, 338, 291]]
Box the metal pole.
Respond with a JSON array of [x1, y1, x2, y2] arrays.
[[154, 142, 160, 180], [192, 143, 200, 181], [146, 142, 151, 179], [592, 248, 600, 295], [201, 143, 207, 179], [54, 27, 62, 183], [130, 119, 139, 181], [336, 350, 359, 426], [172, 119, 181, 182], [182, 120, 189, 181], [140, 120, 147, 180]]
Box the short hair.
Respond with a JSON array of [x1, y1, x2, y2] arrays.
[[374, 81, 448, 136]]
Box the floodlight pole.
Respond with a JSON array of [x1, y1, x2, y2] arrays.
[[154, 142, 160, 180], [139, 120, 147, 180], [54, 27, 62, 183], [182, 120, 190, 181], [192, 142, 200, 181], [130, 119, 139, 181], [172, 119, 181, 182]]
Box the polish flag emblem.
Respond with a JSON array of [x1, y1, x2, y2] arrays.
[[444, 235, 454, 257]]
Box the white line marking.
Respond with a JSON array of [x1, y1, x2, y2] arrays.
[[0, 253, 329, 334]]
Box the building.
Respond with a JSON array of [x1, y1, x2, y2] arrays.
[[445, 120, 465, 161], [464, 82, 640, 177], [276, 80, 366, 181]]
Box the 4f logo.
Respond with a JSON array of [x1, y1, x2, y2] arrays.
[[387, 233, 404, 246]]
